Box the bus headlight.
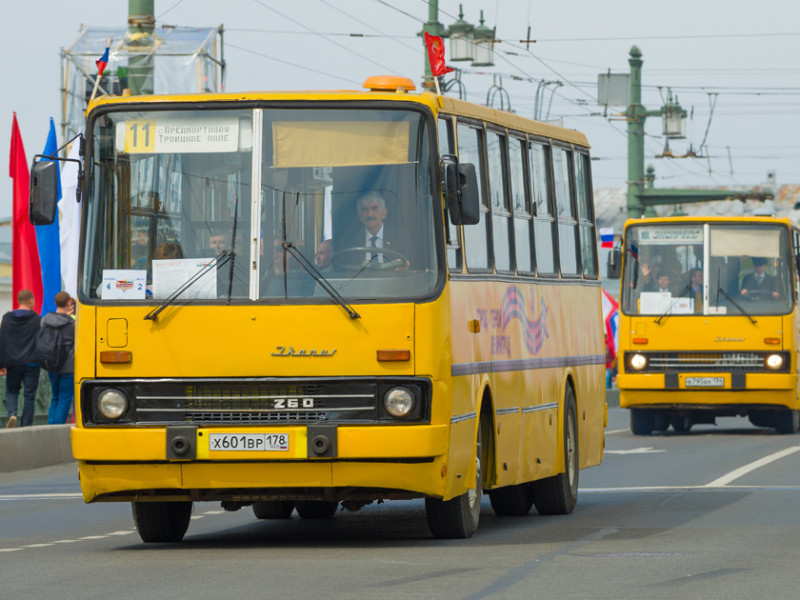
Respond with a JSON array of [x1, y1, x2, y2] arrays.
[[383, 387, 415, 418], [629, 353, 648, 371], [765, 354, 784, 370], [97, 389, 128, 420]]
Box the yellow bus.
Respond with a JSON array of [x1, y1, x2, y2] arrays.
[[31, 75, 606, 542], [616, 216, 800, 435]]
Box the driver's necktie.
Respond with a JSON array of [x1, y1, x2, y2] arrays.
[[369, 235, 379, 262]]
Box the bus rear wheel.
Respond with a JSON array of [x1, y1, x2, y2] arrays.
[[253, 500, 295, 519], [426, 421, 483, 538], [531, 386, 579, 515], [488, 484, 533, 517], [131, 501, 192, 543]]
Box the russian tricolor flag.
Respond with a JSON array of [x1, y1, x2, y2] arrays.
[[96, 45, 110, 77], [600, 227, 614, 249]]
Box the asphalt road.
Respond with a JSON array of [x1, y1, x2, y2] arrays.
[[3, 408, 800, 599]]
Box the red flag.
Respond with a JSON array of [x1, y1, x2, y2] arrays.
[[424, 32, 454, 77], [9, 113, 43, 312]]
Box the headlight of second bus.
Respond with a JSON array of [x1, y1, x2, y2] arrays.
[[765, 353, 784, 370], [628, 353, 648, 371], [383, 387, 415, 418], [97, 389, 129, 420]]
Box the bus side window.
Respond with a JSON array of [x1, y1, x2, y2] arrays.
[[530, 141, 555, 276], [439, 117, 462, 272], [457, 122, 490, 272]]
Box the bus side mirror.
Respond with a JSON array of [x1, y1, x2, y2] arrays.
[[606, 248, 622, 279], [443, 155, 480, 226], [29, 160, 59, 225]]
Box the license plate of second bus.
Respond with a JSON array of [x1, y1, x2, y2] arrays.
[[685, 376, 724, 388], [208, 433, 289, 452]]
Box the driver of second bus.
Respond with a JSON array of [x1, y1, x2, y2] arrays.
[[740, 257, 779, 299]]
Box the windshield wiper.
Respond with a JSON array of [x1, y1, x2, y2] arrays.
[[716, 284, 757, 324], [282, 242, 361, 320], [654, 284, 691, 324], [144, 251, 233, 322]]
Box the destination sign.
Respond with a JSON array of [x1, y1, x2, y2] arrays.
[[636, 226, 703, 245], [117, 116, 240, 154]]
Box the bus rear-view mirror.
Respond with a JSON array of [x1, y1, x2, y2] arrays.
[[443, 156, 480, 226], [29, 160, 59, 225]]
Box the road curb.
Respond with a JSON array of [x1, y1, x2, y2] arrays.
[[0, 425, 74, 473]]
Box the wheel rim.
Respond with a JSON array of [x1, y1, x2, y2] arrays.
[[467, 431, 482, 522], [566, 409, 577, 490]]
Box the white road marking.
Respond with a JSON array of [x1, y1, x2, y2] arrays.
[[705, 445, 800, 488], [605, 428, 629, 435], [0, 493, 82, 501], [0, 548, 22, 553], [606, 447, 666, 455]]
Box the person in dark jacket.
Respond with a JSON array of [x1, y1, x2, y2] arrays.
[[41, 291, 76, 425], [0, 289, 41, 428]]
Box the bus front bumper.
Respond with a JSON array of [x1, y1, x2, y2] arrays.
[[72, 424, 450, 503], [618, 372, 797, 409]]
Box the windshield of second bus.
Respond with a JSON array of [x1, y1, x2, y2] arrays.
[[621, 223, 792, 316]]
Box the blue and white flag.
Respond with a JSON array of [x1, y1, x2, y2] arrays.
[[33, 118, 62, 315]]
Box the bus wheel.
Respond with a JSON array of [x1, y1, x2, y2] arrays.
[[253, 500, 295, 519], [531, 386, 579, 515], [425, 421, 482, 538], [774, 409, 800, 435], [489, 484, 533, 517], [131, 501, 192, 543], [630, 408, 654, 436], [295, 500, 339, 519], [671, 414, 692, 434], [653, 412, 670, 432]]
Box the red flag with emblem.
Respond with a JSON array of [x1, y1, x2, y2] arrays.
[[424, 32, 454, 77]]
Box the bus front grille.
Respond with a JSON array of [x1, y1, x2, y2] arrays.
[[81, 377, 431, 426], [625, 351, 789, 373]]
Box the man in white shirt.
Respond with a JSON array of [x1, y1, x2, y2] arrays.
[[357, 191, 389, 263]]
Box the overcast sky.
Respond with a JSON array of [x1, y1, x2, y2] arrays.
[[3, 0, 799, 218]]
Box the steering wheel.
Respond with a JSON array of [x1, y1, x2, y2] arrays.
[[331, 246, 409, 271], [742, 289, 777, 300]]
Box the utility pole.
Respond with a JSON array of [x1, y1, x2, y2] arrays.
[[128, 0, 155, 95], [624, 46, 770, 217]]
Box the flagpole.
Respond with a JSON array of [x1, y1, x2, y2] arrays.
[[433, 76, 442, 96]]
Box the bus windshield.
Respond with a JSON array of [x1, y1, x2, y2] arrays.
[[622, 222, 793, 316], [83, 105, 439, 303]]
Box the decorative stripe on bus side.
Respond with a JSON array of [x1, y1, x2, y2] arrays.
[[450, 353, 604, 377], [450, 411, 477, 424], [496, 407, 521, 416], [522, 402, 559, 413]]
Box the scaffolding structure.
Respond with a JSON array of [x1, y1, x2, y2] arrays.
[[60, 25, 225, 144]]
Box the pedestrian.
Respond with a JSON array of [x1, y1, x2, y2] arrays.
[[0, 289, 42, 428], [38, 291, 75, 425]]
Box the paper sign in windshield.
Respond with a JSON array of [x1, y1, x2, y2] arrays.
[[152, 258, 217, 300], [101, 270, 147, 300]]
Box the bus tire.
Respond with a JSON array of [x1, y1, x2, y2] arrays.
[[774, 409, 800, 435], [653, 412, 670, 432], [295, 500, 339, 519], [748, 410, 774, 428], [671, 414, 692, 434], [253, 500, 295, 519], [425, 421, 482, 538], [630, 408, 654, 436], [131, 501, 192, 543], [531, 386, 579, 515], [488, 484, 533, 517]]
